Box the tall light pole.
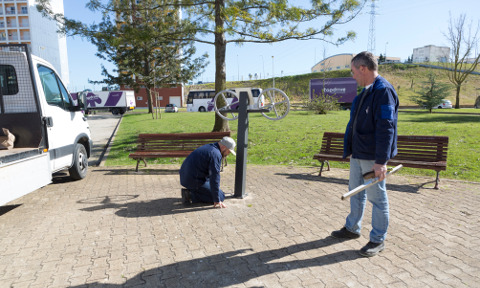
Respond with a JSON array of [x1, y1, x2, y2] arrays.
[[237, 54, 240, 81], [385, 42, 388, 62], [261, 55, 265, 79], [272, 56, 275, 88]]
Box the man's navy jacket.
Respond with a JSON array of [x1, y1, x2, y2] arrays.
[[179, 142, 222, 202], [343, 75, 399, 165]]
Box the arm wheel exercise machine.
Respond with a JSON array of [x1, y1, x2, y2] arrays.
[[213, 88, 290, 198]]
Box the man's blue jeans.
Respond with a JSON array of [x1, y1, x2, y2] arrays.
[[189, 178, 225, 204], [345, 158, 389, 243]]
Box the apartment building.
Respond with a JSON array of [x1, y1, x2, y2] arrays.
[[412, 45, 450, 63], [0, 0, 69, 85]]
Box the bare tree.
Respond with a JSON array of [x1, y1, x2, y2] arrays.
[[443, 13, 480, 109]]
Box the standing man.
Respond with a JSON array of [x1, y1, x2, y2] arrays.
[[331, 51, 399, 257], [180, 136, 236, 208]]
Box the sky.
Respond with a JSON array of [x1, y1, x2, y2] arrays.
[[63, 0, 480, 92]]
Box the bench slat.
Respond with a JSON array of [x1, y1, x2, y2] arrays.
[[313, 132, 449, 189], [129, 131, 231, 171]]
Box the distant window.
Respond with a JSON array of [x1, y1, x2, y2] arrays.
[[0, 65, 18, 95], [137, 96, 143, 100]]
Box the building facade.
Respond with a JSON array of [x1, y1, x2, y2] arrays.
[[122, 86, 183, 109], [412, 45, 450, 63], [311, 53, 401, 73], [311, 53, 354, 73], [0, 0, 69, 85]]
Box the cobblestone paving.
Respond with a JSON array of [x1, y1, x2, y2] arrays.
[[0, 165, 479, 287]]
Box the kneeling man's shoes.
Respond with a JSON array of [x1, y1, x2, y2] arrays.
[[181, 189, 191, 205]]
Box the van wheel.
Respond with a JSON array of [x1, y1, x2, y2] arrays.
[[69, 144, 88, 180], [111, 108, 119, 115], [199, 107, 206, 112]]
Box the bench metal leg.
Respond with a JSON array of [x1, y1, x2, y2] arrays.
[[318, 160, 331, 176], [220, 157, 227, 172], [135, 159, 147, 172], [318, 161, 324, 176], [434, 171, 440, 189]]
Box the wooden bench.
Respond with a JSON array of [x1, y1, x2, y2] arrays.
[[129, 131, 231, 172], [313, 132, 449, 189]]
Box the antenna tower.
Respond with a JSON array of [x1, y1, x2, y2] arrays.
[[367, 0, 376, 55]]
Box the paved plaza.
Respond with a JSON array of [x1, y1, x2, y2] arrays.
[[1, 162, 479, 287]]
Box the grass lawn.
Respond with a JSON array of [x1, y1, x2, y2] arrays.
[[105, 110, 480, 182]]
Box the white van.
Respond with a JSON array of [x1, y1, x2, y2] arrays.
[[0, 44, 92, 205]]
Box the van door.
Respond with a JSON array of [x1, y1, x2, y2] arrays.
[[37, 65, 78, 171]]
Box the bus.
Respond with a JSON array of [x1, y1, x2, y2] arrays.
[[186, 88, 263, 112]]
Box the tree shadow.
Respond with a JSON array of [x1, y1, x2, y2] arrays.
[[92, 168, 180, 176], [77, 196, 213, 217], [275, 172, 424, 193], [402, 113, 480, 124], [70, 236, 362, 287]]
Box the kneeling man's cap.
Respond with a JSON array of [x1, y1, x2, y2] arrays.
[[220, 136, 236, 156]]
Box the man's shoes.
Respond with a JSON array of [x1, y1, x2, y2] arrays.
[[359, 241, 385, 257], [331, 227, 361, 239], [181, 188, 191, 205]]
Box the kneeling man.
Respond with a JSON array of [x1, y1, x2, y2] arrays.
[[179, 136, 236, 208]]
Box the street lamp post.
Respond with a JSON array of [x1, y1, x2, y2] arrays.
[[261, 55, 265, 79], [272, 56, 275, 88], [385, 42, 389, 62]]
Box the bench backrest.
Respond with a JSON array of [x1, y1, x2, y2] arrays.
[[136, 131, 231, 152], [396, 135, 448, 162], [319, 132, 344, 156], [319, 132, 449, 162]]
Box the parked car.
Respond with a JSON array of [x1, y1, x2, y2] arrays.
[[433, 99, 452, 109], [474, 96, 480, 109], [165, 103, 179, 112]]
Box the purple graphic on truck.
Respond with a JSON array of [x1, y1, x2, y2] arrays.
[[310, 77, 358, 107], [72, 91, 124, 107]]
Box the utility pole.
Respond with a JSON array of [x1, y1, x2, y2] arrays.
[[272, 56, 275, 88], [367, 0, 377, 55]]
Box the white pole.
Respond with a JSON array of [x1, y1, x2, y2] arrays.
[[272, 56, 275, 88]]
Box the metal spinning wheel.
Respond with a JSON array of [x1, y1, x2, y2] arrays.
[[213, 90, 240, 121], [258, 88, 290, 120]]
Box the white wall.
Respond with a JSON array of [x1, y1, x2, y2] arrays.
[[27, 0, 69, 85]]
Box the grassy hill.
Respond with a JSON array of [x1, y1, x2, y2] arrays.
[[187, 64, 480, 106]]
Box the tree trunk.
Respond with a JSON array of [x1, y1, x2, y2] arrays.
[[455, 85, 461, 109], [212, 0, 230, 132], [146, 87, 154, 114]]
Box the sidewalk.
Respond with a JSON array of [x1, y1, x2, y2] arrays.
[[0, 163, 479, 287]]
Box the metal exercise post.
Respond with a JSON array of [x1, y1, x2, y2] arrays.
[[214, 88, 290, 199], [234, 92, 249, 198]]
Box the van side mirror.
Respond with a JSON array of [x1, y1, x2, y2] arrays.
[[68, 92, 87, 112], [77, 92, 87, 110]]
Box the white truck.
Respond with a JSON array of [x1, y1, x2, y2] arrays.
[[72, 90, 136, 115], [0, 44, 92, 206]]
